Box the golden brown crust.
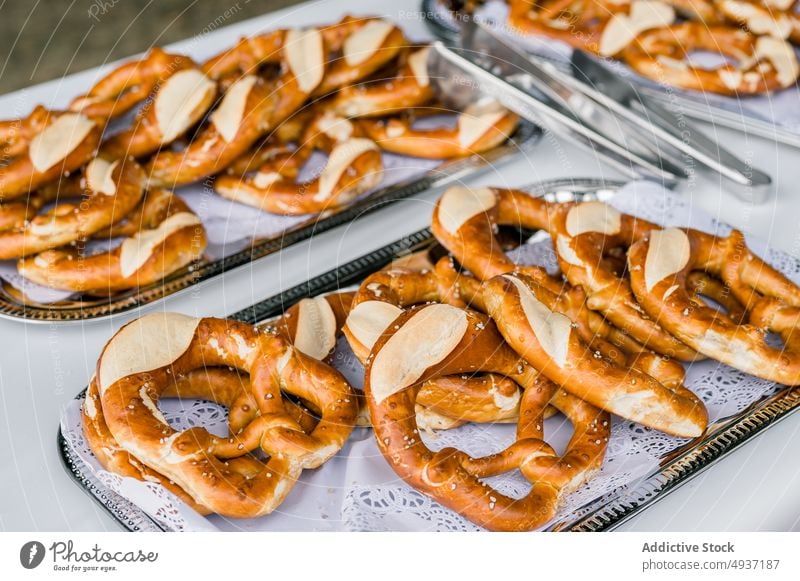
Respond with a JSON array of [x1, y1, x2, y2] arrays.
[[628, 227, 800, 385], [482, 273, 708, 437], [0, 158, 144, 259], [18, 189, 207, 293], [96, 314, 357, 518], [365, 304, 608, 531]]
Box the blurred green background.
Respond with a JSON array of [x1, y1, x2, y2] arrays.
[[0, 0, 300, 93]]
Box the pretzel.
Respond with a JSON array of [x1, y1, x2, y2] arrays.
[[623, 22, 800, 94], [358, 99, 519, 159], [216, 106, 384, 213], [101, 68, 217, 159], [364, 303, 609, 531], [266, 291, 356, 361], [18, 189, 206, 292], [215, 135, 382, 215], [327, 46, 435, 118], [482, 273, 708, 437], [203, 16, 405, 95], [627, 227, 800, 385], [0, 108, 102, 200], [96, 312, 357, 517], [84, 365, 320, 515], [0, 158, 144, 260], [143, 74, 299, 188], [716, 0, 800, 44], [431, 186, 646, 354], [550, 201, 699, 360], [506, 0, 612, 52], [70, 48, 197, 120]]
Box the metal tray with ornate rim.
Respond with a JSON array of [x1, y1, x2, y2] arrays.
[[421, 0, 800, 148], [58, 177, 800, 531], [0, 122, 539, 324]]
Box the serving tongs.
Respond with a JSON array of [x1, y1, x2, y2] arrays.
[[434, 19, 772, 199]]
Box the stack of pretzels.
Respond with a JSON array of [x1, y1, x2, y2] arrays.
[[84, 183, 800, 530], [0, 15, 518, 296], [502, 0, 800, 95]]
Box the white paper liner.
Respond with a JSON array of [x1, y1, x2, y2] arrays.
[[460, 0, 800, 132], [60, 181, 794, 531]]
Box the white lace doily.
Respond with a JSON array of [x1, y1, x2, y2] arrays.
[[60, 181, 793, 531]]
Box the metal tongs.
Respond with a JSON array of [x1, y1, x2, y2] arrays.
[[428, 19, 772, 199]]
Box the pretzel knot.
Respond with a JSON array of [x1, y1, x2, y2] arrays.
[[0, 158, 145, 260], [628, 227, 800, 385], [365, 303, 609, 531], [550, 200, 699, 361], [0, 108, 102, 200], [95, 313, 357, 517], [70, 48, 198, 120], [623, 22, 800, 95], [18, 188, 207, 293]]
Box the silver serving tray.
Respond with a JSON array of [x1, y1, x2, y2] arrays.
[[57, 177, 800, 531], [0, 122, 539, 324], [422, 0, 800, 148]]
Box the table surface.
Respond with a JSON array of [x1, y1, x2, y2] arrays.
[[1, 0, 799, 532]]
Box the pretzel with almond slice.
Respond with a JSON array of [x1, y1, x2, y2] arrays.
[[627, 227, 800, 385], [0, 108, 102, 200], [482, 272, 708, 437], [0, 158, 144, 260], [96, 312, 357, 518], [365, 303, 609, 531], [358, 99, 519, 159], [18, 188, 207, 293]]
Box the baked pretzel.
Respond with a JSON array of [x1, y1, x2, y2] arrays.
[[358, 99, 519, 159], [431, 186, 647, 354], [344, 265, 528, 425], [623, 22, 800, 94], [506, 0, 613, 52], [215, 135, 382, 215], [70, 48, 197, 120], [18, 189, 206, 292], [550, 201, 699, 361], [203, 16, 405, 95], [101, 68, 217, 159], [0, 108, 102, 200], [84, 366, 320, 515], [365, 303, 609, 531], [595, 1, 677, 57], [327, 46, 435, 118], [482, 273, 708, 437], [143, 74, 300, 188], [716, 0, 800, 44], [0, 158, 144, 259], [96, 312, 357, 517], [627, 227, 800, 385]]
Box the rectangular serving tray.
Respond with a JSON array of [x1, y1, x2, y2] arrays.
[[0, 122, 539, 324], [57, 176, 800, 531], [421, 0, 800, 148]]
